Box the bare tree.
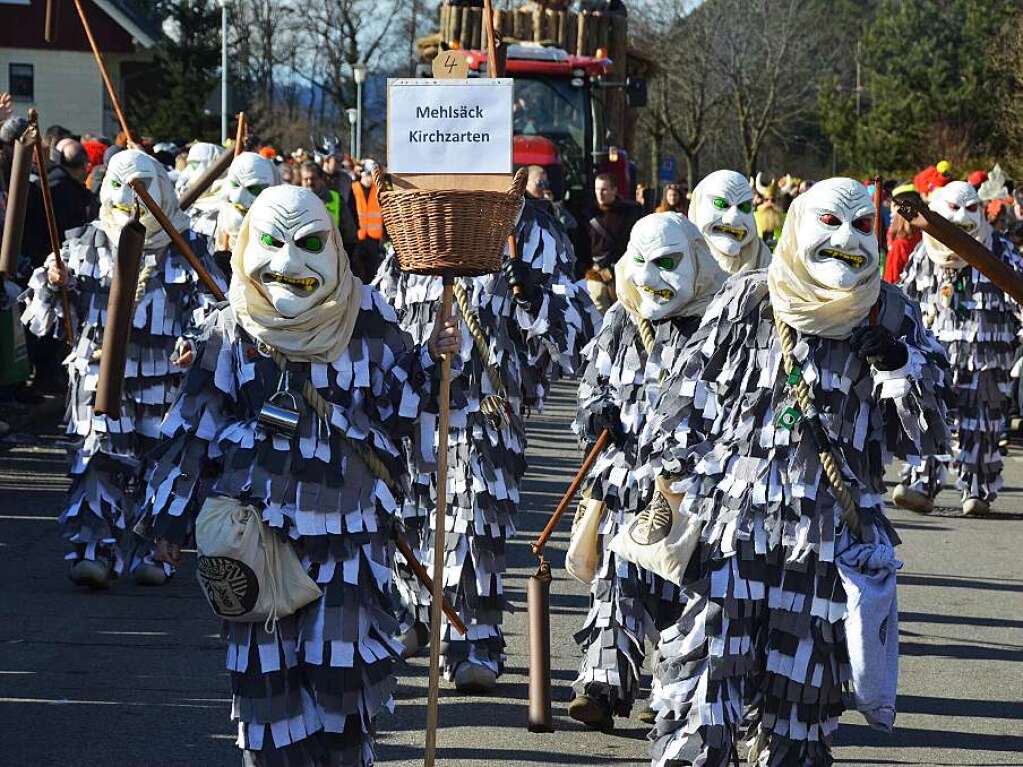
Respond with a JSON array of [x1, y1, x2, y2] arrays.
[[710, 0, 823, 177], [634, 0, 728, 189], [296, 0, 401, 122], [230, 0, 296, 111]]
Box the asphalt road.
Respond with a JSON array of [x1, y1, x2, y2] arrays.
[[0, 383, 1021, 766]]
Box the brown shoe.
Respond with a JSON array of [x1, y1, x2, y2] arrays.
[[568, 694, 614, 731]]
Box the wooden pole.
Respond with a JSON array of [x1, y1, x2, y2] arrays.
[[424, 277, 454, 767], [394, 531, 466, 635], [72, 0, 134, 145], [483, 0, 498, 74], [894, 191, 1023, 306], [873, 175, 883, 245], [531, 428, 610, 558], [0, 128, 33, 278], [28, 110, 75, 345], [128, 179, 226, 301], [234, 112, 246, 157], [44, 0, 59, 43], [178, 148, 234, 210]]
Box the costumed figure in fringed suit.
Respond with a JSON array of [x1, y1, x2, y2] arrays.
[[893, 181, 1023, 516], [689, 170, 772, 275], [638, 179, 950, 766], [190, 151, 280, 279], [138, 186, 460, 766], [20, 149, 226, 589], [568, 213, 726, 731], [373, 199, 595, 690], [175, 141, 222, 195]]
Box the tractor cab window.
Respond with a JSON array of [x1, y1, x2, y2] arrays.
[[512, 76, 588, 194]]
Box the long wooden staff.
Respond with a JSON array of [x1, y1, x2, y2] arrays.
[[178, 149, 235, 210], [44, 0, 59, 43], [872, 176, 882, 245], [72, 0, 134, 145], [128, 179, 225, 301], [28, 110, 76, 344], [424, 277, 454, 767], [234, 112, 246, 157], [894, 190, 1023, 305]]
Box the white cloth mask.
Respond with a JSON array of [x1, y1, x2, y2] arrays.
[[175, 142, 220, 193], [924, 180, 991, 269], [615, 212, 726, 321], [99, 149, 189, 249], [218, 152, 280, 244], [229, 186, 362, 363], [767, 177, 880, 339], [690, 169, 769, 274]]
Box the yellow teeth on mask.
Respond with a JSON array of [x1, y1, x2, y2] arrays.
[[261, 272, 320, 293], [638, 285, 675, 300], [955, 221, 976, 232], [711, 224, 747, 239], [819, 248, 866, 268], [112, 204, 133, 214], [233, 203, 249, 213]]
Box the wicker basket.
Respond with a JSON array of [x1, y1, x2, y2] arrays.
[[374, 167, 527, 277]]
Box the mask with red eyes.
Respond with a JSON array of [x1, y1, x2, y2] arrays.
[[930, 181, 989, 244], [795, 178, 878, 291]]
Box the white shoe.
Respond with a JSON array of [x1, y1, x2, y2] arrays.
[[69, 558, 112, 590], [133, 563, 169, 586], [453, 662, 497, 693], [962, 498, 989, 516], [892, 484, 933, 514]]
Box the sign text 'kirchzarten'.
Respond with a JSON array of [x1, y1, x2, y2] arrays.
[[387, 78, 513, 175]]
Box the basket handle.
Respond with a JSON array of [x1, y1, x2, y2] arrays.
[[372, 166, 387, 193]]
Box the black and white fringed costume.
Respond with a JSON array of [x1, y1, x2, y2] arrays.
[[373, 199, 595, 683], [139, 186, 445, 766], [895, 181, 1022, 513], [638, 179, 950, 766], [20, 150, 224, 585], [570, 213, 726, 724]]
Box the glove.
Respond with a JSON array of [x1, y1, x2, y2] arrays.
[[590, 402, 627, 447], [502, 258, 542, 313], [849, 326, 908, 371]]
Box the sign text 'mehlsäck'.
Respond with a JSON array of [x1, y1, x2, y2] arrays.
[[388, 78, 513, 175]]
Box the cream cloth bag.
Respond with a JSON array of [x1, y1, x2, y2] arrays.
[[194, 496, 322, 629], [566, 495, 606, 584], [609, 475, 702, 586]]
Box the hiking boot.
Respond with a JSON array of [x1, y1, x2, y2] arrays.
[[69, 558, 112, 590], [636, 699, 657, 724], [453, 662, 497, 694], [962, 497, 989, 516], [892, 484, 933, 514], [568, 693, 614, 732]]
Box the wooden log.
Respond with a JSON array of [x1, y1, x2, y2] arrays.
[[576, 11, 587, 55], [513, 7, 528, 41], [470, 7, 482, 51], [449, 3, 462, 46], [557, 9, 568, 49], [532, 4, 543, 42], [459, 5, 472, 50]]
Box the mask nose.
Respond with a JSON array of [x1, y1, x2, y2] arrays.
[[721, 206, 742, 226], [268, 244, 299, 275], [830, 223, 856, 251]]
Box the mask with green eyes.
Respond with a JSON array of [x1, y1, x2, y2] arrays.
[[241, 185, 339, 318], [690, 169, 758, 272], [623, 213, 700, 320], [219, 152, 280, 239]]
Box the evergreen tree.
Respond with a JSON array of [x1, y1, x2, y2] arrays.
[[819, 0, 1013, 173], [127, 0, 222, 142]]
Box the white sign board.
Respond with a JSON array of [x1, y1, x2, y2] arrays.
[[387, 78, 513, 175]]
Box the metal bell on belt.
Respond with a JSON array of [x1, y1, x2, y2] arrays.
[[258, 390, 302, 437]]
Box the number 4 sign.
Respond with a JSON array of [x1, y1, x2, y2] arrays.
[[432, 50, 469, 80]]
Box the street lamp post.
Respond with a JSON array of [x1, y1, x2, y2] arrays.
[[353, 62, 368, 160], [221, 0, 229, 144], [345, 108, 358, 158]]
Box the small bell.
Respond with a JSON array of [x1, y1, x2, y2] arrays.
[[259, 369, 303, 438]]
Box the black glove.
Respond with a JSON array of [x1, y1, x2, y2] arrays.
[[590, 402, 627, 447], [849, 326, 908, 371], [502, 259, 543, 313]]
